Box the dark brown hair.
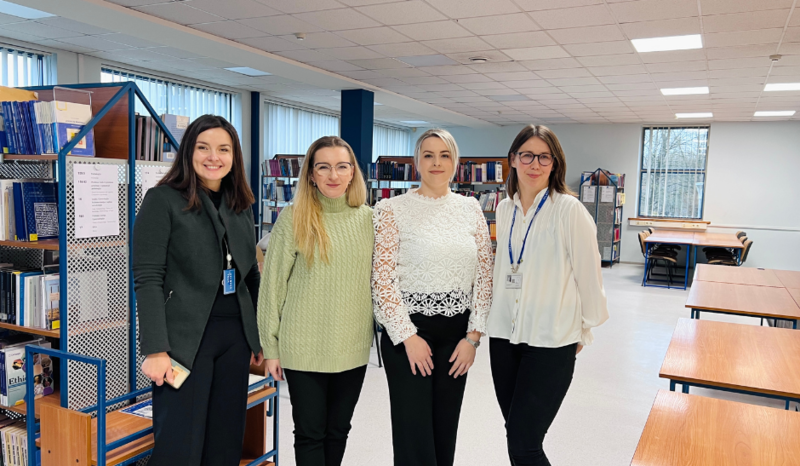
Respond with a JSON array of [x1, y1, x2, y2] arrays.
[[158, 114, 254, 213], [505, 124, 575, 199]]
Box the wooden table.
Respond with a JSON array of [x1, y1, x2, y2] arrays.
[[775, 269, 800, 289], [686, 281, 800, 327], [693, 263, 784, 287], [642, 231, 696, 289], [660, 318, 800, 408], [788, 288, 800, 308], [631, 390, 800, 465]]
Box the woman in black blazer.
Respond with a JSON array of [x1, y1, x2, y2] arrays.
[[133, 115, 262, 466]]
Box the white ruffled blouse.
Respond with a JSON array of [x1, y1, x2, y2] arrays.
[[371, 190, 494, 345]]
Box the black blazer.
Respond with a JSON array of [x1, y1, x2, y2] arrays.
[[133, 185, 261, 369]]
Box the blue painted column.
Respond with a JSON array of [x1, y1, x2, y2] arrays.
[[340, 89, 373, 176], [250, 91, 261, 235]]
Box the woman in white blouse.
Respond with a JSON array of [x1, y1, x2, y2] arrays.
[[487, 125, 609, 466], [372, 128, 493, 466]]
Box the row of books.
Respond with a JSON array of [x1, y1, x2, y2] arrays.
[[0, 181, 58, 242], [369, 161, 417, 181], [0, 336, 53, 408], [370, 187, 411, 204], [477, 191, 506, 212], [264, 157, 304, 177], [0, 267, 60, 331], [487, 220, 496, 240], [454, 161, 503, 184], [614, 207, 623, 225], [0, 418, 28, 466], [602, 243, 620, 262], [263, 180, 296, 203], [581, 171, 626, 189], [134, 113, 186, 163], [263, 206, 285, 224], [0, 94, 95, 157]]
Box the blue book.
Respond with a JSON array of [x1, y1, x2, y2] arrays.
[[21, 182, 58, 241], [2, 102, 17, 154], [12, 182, 27, 241], [14, 102, 30, 154], [25, 101, 41, 155], [0, 103, 7, 154]]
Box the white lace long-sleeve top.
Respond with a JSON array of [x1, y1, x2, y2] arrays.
[[372, 189, 494, 345]]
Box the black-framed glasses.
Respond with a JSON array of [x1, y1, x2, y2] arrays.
[[513, 151, 553, 166], [314, 162, 353, 176]]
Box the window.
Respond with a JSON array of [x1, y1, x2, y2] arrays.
[[373, 124, 413, 160], [638, 126, 709, 219], [101, 67, 232, 121], [0, 46, 48, 87], [264, 101, 339, 158]]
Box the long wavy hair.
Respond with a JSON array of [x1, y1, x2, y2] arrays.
[[293, 136, 366, 265], [505, 124, 575, 199]]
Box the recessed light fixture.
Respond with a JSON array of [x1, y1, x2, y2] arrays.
[[676, 112, 713, 119], [632, 34, 703, 53], [661, 87, 709, 96], [469, 57, 489, 64], [294, 33, 306, 40], [764, 83, 800, 91], [401, 120, 429, 125], [225, 67, 271, 77], [754, 110, 796, 117], [0, 0, 54, 18]]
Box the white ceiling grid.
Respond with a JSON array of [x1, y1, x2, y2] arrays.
[[0, 0, 798, 126]]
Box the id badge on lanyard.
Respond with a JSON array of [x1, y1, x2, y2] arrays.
[[507, 191, 549, 288], [222, 237, 235, 295]]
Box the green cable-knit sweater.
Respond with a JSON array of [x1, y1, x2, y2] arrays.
[[258, 192, 374, 373]]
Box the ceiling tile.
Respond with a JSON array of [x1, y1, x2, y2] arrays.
[[786, 27, 800, 42], [294, 8, 380, 30], [708, 57, 772, 70], [563, 41, 634, 56], [237, 36, 308, 52], [457, 80, 509, 89], [436, 90, 479, 97], [347, 58, 410, 69], [33, 40, 96, 54], [703, 9, 791, 33], [503, 46, 571, 60], [112, 48, 181, 61], [604, 82, 657, 91], [356, 1, 447, 25], [369, 42, 437, 57], [192, 21, 266, 40], [2, 21, 83, 40], [397, 54, 458, 66], [467, 61, 527, 73], [425, 0, 521, 18], [171, 59, 217, 71], [309, 59, 365, 72], [150, 47, 205, 59], [133, 3, 222, 25], [609, 0, 698, 23], [418, 83, 465, 91], [536, 68, 594, 78], [238, 15, 324, 35], [704, 28, 784, 48], [0, 13, 24, 25], [391, 21, 472, 41], [451, 96, 492, 102], [324, 46, 384, 60], [377, 68, 431, 77], [275, 49, 330, 62], [360, 77, 407, 86], [518, 87, 565, 95], [254, 0, 345, 14], [400, 76, 449, 84], [422, 37, 494, 54], [36, 17, 111, 35], [442, 74, 496, 84], [417, 65, 476, 75], [645, 60, 707, 73], [699, 0, 793, 15], [649, 70, 709, 81], [597, 74, 653, 84], [56, 35, 133, 51], [519, 58, 583, 70], [770, 65, 800, 76], [558, 84, 608, 93], [529, 5, 617, 29], [706, 44, 779, 60], [548, 25, 625, 45], [481, 31, 556, 49], [485, 71, 541, 81], [568, 91, 615, 98], [97, 33, 163, 49], [546, 77, 602, 86], [504, 79, 553, 88], [577, 54, 641, 66], [278, 32, 357, 48], [639, 49, 707, 63], [338, 70, 384, 79], [189, 0, 281, 19], [336, 27, 411, 45], [446, 50, 513, 64], [620, 17, 701, 39], [459, 14, 540, 35]]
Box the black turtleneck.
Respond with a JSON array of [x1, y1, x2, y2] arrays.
[[208, 189, 241, 318]]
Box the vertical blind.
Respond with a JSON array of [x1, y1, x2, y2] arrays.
[[373, 124, 413, 160], [638, 126, 710, 219], [264, 101, 339, 158], [101, 67, 232, 121], [0, 46, 47, 87]]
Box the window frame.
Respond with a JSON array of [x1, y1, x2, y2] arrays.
[[637, 125, 711, 220]]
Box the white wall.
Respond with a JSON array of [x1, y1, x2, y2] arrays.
[[446, 122, 800, 271]]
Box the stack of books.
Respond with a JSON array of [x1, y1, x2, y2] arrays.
[[0, 180, 58, 242], [0, 266, 59, 331]]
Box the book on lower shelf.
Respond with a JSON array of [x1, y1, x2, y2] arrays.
[[0, 337, 53, 407], [0, 418, 28, 466], [0, 180, 59, 243], [0, 267, 59, 331]]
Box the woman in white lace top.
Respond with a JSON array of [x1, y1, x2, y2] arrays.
[[372, 128, 493, 466]]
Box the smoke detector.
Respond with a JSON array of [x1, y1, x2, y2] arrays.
[[469, 56, 489, 64], [295, 32, 306, 40], [770, 54, 782, 62]]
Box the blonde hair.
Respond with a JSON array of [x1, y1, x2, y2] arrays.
[[293, 136, 367, 265], [414, 128, 460, 181]]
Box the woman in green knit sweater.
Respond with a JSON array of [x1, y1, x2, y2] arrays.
[[258, 136, 374, 466]]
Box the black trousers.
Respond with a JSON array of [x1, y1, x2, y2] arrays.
[[381, 312, 470, 466], [149, 316, 251, 466], [489, 338, 577, 466], [284, 365, 367, 466]]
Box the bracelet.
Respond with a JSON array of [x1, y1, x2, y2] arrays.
[[465, 336, 480, 349]]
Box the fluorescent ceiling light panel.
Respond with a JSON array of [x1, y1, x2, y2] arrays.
[[224, 67, 271, 76], [401, 120, 429, 125], [661, 87, 709, 96], [0, 0, 54, 18], [397, 55, 458, 67], [764, 83, 800, 91], [675, 112, 713, 119], [632, 34, 702, 53], [754, 110, 796, 117]]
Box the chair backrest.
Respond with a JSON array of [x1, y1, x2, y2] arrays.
[[737, 231, 747, 239], [638, 231, 647, 256], [648, 227, 655, 234], [740, 239, 753, 264], [739, 236, 748, 244]]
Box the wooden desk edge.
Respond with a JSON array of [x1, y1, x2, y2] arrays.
[[657, 374, 800, 400], [683, 303, 800, 320]]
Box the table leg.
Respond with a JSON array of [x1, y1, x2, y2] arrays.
[[683, 242, 690, 290], [738, 247, 742, 266], [693, 245, 697, 270], [682, 384, 690, 394], [642, 243, 651, 287], [794, 320, 798, 330], [670, 380, 676, 392], [786, 400, 791, 410]]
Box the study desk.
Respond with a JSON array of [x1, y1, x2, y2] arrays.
[[789, 288, 800, 308], [692, 263, 784, 287], [630, 390, 800, 465], [685, 281, 800, 327], [775, 269, 800, 289], [659, 318, 800, 409], [642, 231, 695, 289]]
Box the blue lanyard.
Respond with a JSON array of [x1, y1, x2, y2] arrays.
[[508, 191, 549, 273]]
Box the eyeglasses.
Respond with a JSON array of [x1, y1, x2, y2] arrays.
[[513, 151, 553, 166], [314, 162, 353, 177]]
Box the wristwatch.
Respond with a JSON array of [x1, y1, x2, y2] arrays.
[[465, 336, 480, 349]]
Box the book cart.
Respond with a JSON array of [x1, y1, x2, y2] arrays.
[[0, 82, 278, 466], [580, 168, 625, 268]]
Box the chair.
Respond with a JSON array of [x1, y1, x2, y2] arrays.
[[708, 240, 752, 266], [705, 236, 747, 262], [639, 231, 678, 285], [644, 230, 681, 254]]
